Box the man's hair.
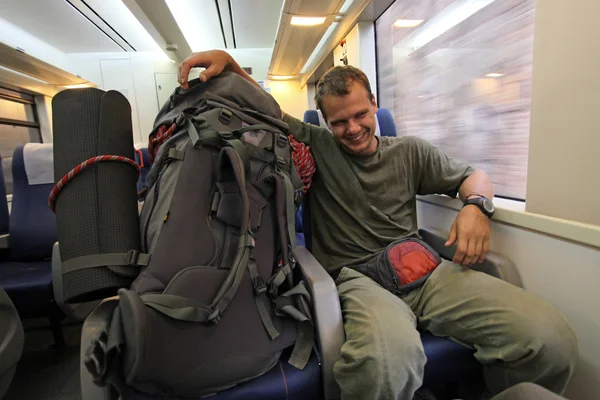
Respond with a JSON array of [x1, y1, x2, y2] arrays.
[[315, 65, 373, 120]]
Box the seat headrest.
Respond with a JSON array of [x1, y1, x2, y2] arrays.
[[23, 143, 54, 185], [376, 108, 397, 137]]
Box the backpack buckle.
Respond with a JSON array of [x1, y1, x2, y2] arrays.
[[276, 134, 289, 147], [219, 109, 233, 125], [125, 250, 140, 266], [252, 277, 267, 295], [276, 156, 286, 167], [175, 114, 186, 127], [220, 131, 233, 140], [207, 308, 221, 324], [288, 249, 297, 268]]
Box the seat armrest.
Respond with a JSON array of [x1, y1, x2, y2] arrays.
[[294, 246, 343, 400], [0, 288, 24, 377], [419, 228, 523, 288], [80, 299, 119, 400], [0, 234, 9, 249], [52, 242, 101, 320]]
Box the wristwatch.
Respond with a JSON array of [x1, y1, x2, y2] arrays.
[[463, 195, 495, 218]]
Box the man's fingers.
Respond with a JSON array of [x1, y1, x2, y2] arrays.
[[478, 238, 490, 263], [464, 237, 478, 265], [178, 62, 192, 89], [199, 63, 222, 82], [453, 235, 468, 264], [445, 223, 457, 247]]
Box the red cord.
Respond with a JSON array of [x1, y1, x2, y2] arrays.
[[289, 136, 315, 193], [48, 155, 140, 212], [148, 123, 177, 165]]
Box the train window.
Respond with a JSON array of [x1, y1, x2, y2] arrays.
[[0, 87, 42, 194], [376, 0, 536, 200]]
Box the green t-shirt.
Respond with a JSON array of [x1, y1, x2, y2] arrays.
[[284, 114, 474, 275]]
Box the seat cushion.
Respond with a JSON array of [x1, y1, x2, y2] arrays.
[[210, 349, 322, 400], [421, 330, 483, 386], [0, 260, 53, 317]]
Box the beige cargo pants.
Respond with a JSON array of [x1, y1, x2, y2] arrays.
[[333, 261, 578, 400]]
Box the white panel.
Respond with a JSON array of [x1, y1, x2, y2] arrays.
[[155, 73, 179, 109], [231, 0, 283, 48], [417, 201, 600, 400], [130, 53, 160, 146], [357, 22, 377, 99], [526, 0, 600, 226], [0, 0, 122, 53], [99, 58, 143, 144]]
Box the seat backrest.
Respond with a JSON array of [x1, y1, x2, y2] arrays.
[[376, 108, 397, 137], [134, 148, 150, 196], [0, 287, 24, 399], [10, 145, 57, 261], [303, 110, 321, 127]]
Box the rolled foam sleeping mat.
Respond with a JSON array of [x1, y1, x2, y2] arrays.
[[52, 88, 141, 303]]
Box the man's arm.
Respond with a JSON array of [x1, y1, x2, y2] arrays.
[[458, 169, 494, 201], [446, 169, 495, 266], [178, 50, 286, 118]]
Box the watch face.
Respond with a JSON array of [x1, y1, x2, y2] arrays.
[[482, 198, 495, 213]]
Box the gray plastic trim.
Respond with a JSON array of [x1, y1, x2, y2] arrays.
[[295, 246, 343, 400]]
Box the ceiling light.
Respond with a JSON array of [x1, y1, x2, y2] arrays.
[[394, 19, 424, 28], [486, 73, 504, 78], [270, 75, 294, 80], [291, 16, 326, 26], [400, 0, 498, 51], [339, 0, 357, 14], [63, 84, 92, 89], [301, 22, 339, 74]]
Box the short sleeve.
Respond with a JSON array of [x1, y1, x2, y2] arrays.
[[283, 113, 329, 146], [410, 136, 475, 198]]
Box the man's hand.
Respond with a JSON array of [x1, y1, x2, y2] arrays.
[[445, 205, 491, 265], [178, 50, 233, 90]]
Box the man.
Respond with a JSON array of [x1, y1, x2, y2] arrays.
[[178, 50, 577, 400]]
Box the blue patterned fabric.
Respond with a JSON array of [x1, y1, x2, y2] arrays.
[[0, 146, 57, 320], [210, 349, 323, 399], [135, 148, 150, 198]]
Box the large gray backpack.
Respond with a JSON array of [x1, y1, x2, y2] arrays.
[[84, 72, 314, 398]]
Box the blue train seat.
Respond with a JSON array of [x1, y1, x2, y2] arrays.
[[0, 144, 64, 348], [134, 148, 150, 199]]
